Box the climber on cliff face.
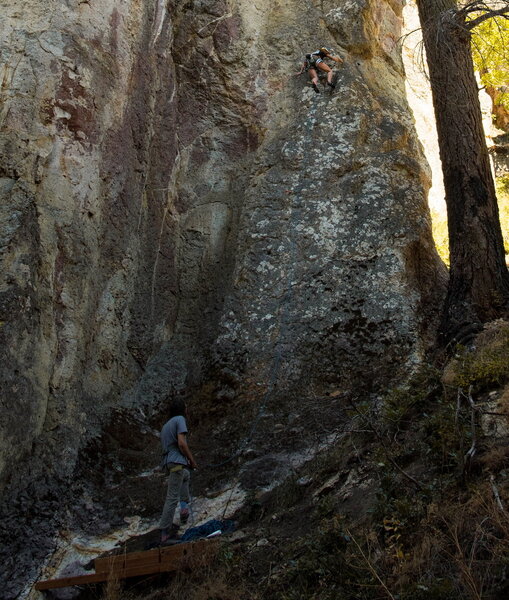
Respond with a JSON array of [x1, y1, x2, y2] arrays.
[[158, 397, 198, 544], [296, 47, 343, 93]]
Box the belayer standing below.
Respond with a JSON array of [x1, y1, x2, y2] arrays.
[[296, 47, 343, 93], [158, 397, 198, 544]]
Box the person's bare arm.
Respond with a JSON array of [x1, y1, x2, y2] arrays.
[[295, 62, 306, 75], [178, 433, 198, 469], [324, 50, 343, 64]]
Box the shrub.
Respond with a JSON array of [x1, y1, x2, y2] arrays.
[[449, 324, 509, 389]]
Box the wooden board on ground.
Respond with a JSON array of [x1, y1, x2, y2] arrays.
[[34, 539, 218, 591]]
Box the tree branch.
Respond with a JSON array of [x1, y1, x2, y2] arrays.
[[455, 1, 509, 29], [466, 7, 509, 30], [464, 385, 477, 472], [490, 474, 505, 511]]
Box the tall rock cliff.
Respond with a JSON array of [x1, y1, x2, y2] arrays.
[[0, 0, 446, 594]]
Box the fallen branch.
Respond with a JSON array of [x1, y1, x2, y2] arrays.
[[383, 449, 424, 490], [464, 385, 477, 471], [455, 387, 462, 430], [490, 474, 505, 511]]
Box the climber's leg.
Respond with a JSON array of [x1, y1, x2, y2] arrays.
[[308, 68, 320, 93], [317, 61, 334, 85]]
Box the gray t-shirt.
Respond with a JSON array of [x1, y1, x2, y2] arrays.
[[160, 415, 188, 466]]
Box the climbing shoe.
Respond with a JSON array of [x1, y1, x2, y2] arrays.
[[160, 524, 180, 544], [160, 531, 171, 544], [327, 81, 336, 89], [180, 507, 190, 524], [312, 83, 320, 94]]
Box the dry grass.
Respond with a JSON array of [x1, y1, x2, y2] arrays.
[[102, 332, 509, 600], [102, 574, 129, 600], [116, 562, 258, 600], [395, 484, 509, 599], [442, 321, 509, 389], [479, 443, 509, 471], [498, 384, 509, 416]]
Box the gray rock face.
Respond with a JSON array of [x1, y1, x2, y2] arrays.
[[212, 0, 447, 403], [0, 0, 446, 594]]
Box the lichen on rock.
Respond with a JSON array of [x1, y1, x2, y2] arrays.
[[0, 0, 447, 595]]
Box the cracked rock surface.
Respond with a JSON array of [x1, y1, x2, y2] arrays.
[[0, 0, 446, 595]]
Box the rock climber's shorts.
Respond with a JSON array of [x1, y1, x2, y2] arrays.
[[307, 58, 323, 71]]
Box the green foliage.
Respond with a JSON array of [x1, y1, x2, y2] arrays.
[[218, 544, 235, 567], [496, 175, 509, 254], [431, 208, 450, 265], [471, 15, 509, 110], [452, 327, 509, 388], [422, 397, 470, 470], [382, 364, 441, 430], [498, 173, 509, 195]]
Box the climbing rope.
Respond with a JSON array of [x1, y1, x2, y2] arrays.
[[157, 89, 343, 531], [203, 97, 321, 471]]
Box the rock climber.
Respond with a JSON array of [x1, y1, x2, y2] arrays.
[[158, 397, 198, 544], [296, 47, 343, 93]]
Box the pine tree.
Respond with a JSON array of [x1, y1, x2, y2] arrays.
[[416, 0, 509, 343]]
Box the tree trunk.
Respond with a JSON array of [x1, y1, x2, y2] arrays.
[[416, 0, 509, 342]]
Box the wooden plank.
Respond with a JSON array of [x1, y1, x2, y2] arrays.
[[160, 546, 187, 561], [160, 545, 189, 559], [35, 563, 166, 590], [35, 539, 219, 590], [94, 555, 125, 573], [125, 548, 160, 567], [117, 564, 162, 578], [95, 548, 160, 574], [35, 572, 110, 590], [125, 548, 161, 563], [102, 560, 158, 577], [125, 555, 160, 568]]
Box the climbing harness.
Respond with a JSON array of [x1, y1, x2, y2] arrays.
[[306, 47, 334, 69], [167, 464, 184, 473]]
